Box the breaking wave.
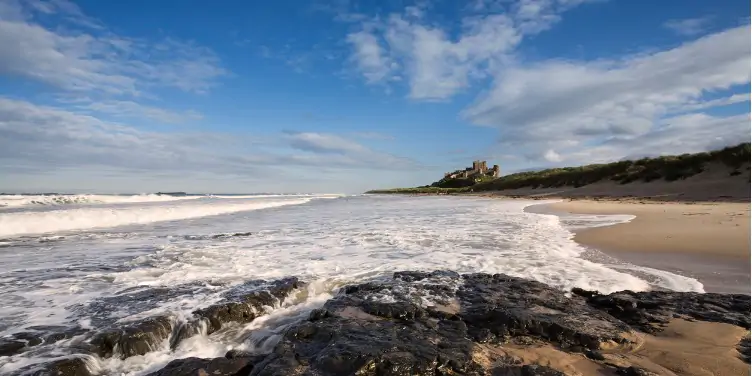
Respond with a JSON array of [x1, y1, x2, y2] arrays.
[[0, 198, 315, 238], [0, 194, 203, 207]]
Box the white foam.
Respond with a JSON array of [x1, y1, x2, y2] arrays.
[[0, 194, 204, 207], [108, 198, 660, 294], [0, 198, 313, 237]]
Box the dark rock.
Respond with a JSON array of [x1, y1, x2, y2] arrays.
[[90, 315, 173, 358], [739, 335, 750, 363], [250, 274, 483, 375], [578, 290, 750, 333], [0, 338, 26, 356], [12, 332, 44, 347], [617, 366, 660, 376], [11, 326, 89, 348], [146, 356, 259, 376], [193, 277, 305, 335], [458, 273, 634, 350], [68, 271, 752, 376], [491, 364, 566, 376], [585, 350, 606, 361], [8, 357, 92, 376], [249, 271, 633, 375], [393, 270, 460, 282]]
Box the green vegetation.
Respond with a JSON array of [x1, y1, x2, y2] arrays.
[[366, 142, 750, 194]]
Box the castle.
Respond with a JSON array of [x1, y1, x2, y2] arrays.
[[444, 160, 500, 180]]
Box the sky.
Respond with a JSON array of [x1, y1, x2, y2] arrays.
[[0, 0, 750, 194]]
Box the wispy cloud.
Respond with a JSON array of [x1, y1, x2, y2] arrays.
[[461, 25, 750, 163], [71, 99, 204, 124], [345, 0, 599, 100], [462, 25, 750, 144], [0, 0, 227, 96], [350, 131, 395, 141], [664, 16, 712, 36], [0, 98, 420, 181]]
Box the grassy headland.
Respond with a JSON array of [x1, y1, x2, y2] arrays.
[[366, 143, 750, 196]]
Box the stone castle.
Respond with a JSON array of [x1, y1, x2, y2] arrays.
[[444, 160, 500, 180]]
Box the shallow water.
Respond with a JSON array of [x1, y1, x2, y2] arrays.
[[0, 194, 703, 375]]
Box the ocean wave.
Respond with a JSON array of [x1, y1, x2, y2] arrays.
[[0, 199, 313, 237], [0, 194, 204, 207]]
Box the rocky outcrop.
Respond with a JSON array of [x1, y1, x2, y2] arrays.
[[0, 326, 89, 357], [572, 288, 751, 332], [145, 355, 265, 376], [5, 278, 305, 376], [193, 277, 304, 335], [90, 315, 174, 358], [457, 273, 634, 350], [10, 271, 750, 376], [7, 357, 94, 376], [246, 271, 749, 375]]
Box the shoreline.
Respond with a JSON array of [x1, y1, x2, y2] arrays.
[[531, 199, 750, 294]]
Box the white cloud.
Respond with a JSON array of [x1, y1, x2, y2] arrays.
[[543, 149, 563, 162], [463, 25, 750, 150], [562, 113, 750, 165], [285, 131, 413, 167], [345, 0, 598, 100], [350, 131, 395, 140], [0, 98, 419, 179], [670, 93, 751, 114], [664, 17, 712, 36], [0, 1, 227, 95], [73, 100, 204, 124], [346, 30, 395, 83]]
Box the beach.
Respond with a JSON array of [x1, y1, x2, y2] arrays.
[[544, 199, 751, 294]]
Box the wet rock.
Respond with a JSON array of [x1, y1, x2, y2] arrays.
[[90, 315, 173, 358], [11, 332, 44, 346], [252, 316, 481, 376], [0, 338, 26, 356], [393, 270, 460, 282], [75, 271, 752, 375], [458, 273, 634, 350], [250, 275, 483, 375], [16, 326, 89, 347], [193, 277, 305, 335], [146, 356, 259, 376], [9, 357, 92, 376], [617, 366, 660, 376], [584, 350, 606, 361], [739, 335, 750, 363], [491, 364, 566, 376], [574, 290, 751, 332]]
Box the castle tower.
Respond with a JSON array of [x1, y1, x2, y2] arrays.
[[492, 165, 500, 177]]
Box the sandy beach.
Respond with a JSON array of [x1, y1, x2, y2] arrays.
[[545, 199, 751, 294]]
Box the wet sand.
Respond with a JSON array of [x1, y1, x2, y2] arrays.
[[545, 200, 751, 294]]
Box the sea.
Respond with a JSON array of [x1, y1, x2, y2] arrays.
[[0, 193, 704, 375]]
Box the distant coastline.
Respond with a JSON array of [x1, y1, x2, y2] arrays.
[[367, 142, 751, 203]]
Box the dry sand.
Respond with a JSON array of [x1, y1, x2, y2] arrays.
[[477, 165, 751, 293], [548, 200, 750, 258], [544, 200, 750, 293]]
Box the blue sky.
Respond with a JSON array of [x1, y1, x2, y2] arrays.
[[0, 0, 749, 193]]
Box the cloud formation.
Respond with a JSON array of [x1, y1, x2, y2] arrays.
[[0, 98, 418, 178], [0, 0, 227, 96], [345, 1, 750, 167], [462, 25, 750, 159], [664, 17, 712, 36], [345, 0, 597, 100]]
